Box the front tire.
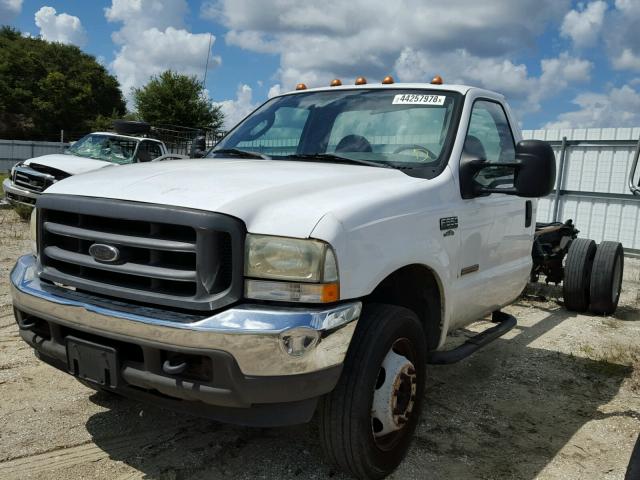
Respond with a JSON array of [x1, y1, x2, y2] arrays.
[[318, 304, 426, 479]]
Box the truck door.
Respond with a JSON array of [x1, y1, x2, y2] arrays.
[[451, 99, 533, 326]]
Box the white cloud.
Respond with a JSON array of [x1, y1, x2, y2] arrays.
[[393, 49, 591, 117], [214, 84, 258, 129], [105, 0, 220, 103], [267, 84, 282, 98], [0, 0, 21, 23], [545, 84, 640, 128], [34, 6, 87, 46], [560, 1, 607, 48], [601, 1, 640, 72], [111, 27, 219, 99], [612, 48, 640, 71], [105, 0, 187, 40], [206, 0, 589, 123], [210, 0, 571, 93]]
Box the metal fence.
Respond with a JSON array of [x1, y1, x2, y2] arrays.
[[0, 130, 227, 171], [0, 139, 69, 172], [4, 127, 640, 252], [522, 128, 640, 253]]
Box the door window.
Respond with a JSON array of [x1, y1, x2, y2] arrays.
[[465, 101, 516, 189], [136, 141, 163, 162]]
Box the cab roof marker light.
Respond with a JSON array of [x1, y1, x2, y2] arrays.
[[431, 75, 444, 85], [330, 79, 342, 87], [355, 76, 367, 85], [382, 75, 394, 84], [296, 83, 307, 90]]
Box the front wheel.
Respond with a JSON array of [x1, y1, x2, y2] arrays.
[[318, 304, 427, 479]]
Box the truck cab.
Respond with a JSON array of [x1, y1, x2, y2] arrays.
[[10, 79, 555, 479]]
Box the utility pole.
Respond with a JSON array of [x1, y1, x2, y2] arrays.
[[202, 33, 213, 88]]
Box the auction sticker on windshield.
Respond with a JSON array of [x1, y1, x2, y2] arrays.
[[392, 94, 446, 105]]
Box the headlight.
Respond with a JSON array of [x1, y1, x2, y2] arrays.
[[29, 208, 38, 254], [10, 162, 21, 180], [245, 235, 338, 282], [245, 234, 339, 303]]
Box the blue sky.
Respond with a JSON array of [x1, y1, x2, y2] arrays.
[[2, 0, 640, 130]]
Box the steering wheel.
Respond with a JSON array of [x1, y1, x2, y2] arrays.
[[393, 144, 437, 161]]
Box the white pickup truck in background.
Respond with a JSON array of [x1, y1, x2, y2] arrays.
[[3, 122, 169, 206], [10, 78, 624, 479]]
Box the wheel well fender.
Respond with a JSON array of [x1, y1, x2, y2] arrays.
[[365, 264, 443, 351]]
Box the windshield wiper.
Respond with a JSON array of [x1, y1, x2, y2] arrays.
[[210, 148, 271, 159], [284, 153, 394, 169]]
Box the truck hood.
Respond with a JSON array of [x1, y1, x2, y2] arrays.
[[43, 158, 417, 237], [24, 154, 113, 175]]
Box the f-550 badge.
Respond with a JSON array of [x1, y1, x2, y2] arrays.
[[440, 216, 458, 230]]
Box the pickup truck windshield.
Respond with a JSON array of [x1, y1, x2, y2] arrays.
[[66, 134, 138, 164], [210, 89, 462, 177]]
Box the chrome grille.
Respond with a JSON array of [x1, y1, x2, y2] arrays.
[[37, 195, 245, 311], [14, 166, 54, 192]]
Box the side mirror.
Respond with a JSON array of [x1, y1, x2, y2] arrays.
[[513, 140, 556, 197], [459, 139, 556, 199]]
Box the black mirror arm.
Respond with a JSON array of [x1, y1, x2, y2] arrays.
[[475, 160, 522, 194], [460, 154, 529, 198], [459, 154, 486, 199], [460, 155, 521, 198]]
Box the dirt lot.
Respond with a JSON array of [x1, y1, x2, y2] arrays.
[[1, 207, 639, 480]]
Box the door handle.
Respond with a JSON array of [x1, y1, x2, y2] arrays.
[[525, 200, 532, 228]]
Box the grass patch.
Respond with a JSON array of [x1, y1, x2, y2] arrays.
[[577, 343, 640, 377], [14, 204, 32, 221]]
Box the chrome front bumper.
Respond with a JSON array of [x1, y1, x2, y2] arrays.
[[10, 255, 361, 376], [3, 178, 39, 206]]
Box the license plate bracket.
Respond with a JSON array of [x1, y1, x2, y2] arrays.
[[66, 336, 119, 388]]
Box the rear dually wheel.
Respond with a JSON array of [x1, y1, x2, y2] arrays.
[[563, 238, 597, 312]]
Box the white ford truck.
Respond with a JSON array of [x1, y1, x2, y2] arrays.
[[10, 79, 623, 479], [3, 124, 169, 206]]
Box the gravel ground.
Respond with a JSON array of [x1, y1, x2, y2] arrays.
[[1, 207, 639, 480]]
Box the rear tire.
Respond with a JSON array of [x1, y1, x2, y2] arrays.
[[563, 238, 597, 312], [318, 304, 426, 479], [589, 241, 624, 315]]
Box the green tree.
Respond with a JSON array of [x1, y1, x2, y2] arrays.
[[0, 26, 126, 139], [133, 70, 224, 131]]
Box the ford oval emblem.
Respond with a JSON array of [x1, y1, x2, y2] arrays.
[[89, 243, 120, 263]]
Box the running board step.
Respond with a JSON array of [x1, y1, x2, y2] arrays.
[[427, 310, 517, 365]]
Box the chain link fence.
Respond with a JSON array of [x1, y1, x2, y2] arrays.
[[0, 124, 227, 171]]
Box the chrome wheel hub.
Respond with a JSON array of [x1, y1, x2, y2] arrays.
[[371, 348, 417, 438]]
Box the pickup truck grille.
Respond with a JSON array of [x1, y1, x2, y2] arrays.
[[14, 166, 55, 192], [37, 195, 245, 311]]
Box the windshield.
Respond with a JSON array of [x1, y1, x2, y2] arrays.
[[210, 89, 462, 176], [66, 134, 139, 164]]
